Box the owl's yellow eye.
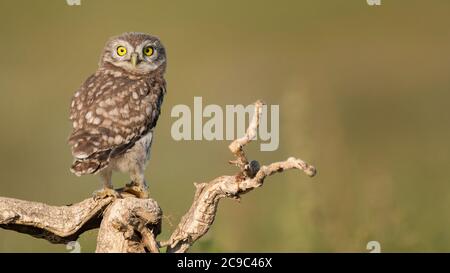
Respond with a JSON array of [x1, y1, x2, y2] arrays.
[[143, 46, 154, 56], [116, 46, 127, 56]]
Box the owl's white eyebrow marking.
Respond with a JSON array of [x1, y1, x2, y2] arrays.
[[143, 40, 157, 46]]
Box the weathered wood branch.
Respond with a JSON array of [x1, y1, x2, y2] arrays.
[[0, 196, 113, 244], [95, 197, 162, 253], [163, 100, 316, 253], [0, 193, 162, 252], [0, 100, 316, 253]]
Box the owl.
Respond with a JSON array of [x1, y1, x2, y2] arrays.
[[68, 32, 167, 199]]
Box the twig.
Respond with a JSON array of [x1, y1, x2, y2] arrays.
[[228, 100, 264, 176]]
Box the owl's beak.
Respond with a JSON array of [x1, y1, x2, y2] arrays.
[[130, 53, 139, 68]]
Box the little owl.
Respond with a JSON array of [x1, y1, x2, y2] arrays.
[[68, 32, 167, 199]]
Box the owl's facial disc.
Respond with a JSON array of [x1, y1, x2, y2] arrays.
[[102, 39, 165, 75]]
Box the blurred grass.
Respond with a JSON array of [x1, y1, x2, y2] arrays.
[[1, 0, 450, 252]]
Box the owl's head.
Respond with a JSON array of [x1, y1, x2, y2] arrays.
[[100, 32, 166, 75]]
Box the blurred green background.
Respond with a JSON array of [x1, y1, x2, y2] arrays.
[[0, 0, 449, 252]]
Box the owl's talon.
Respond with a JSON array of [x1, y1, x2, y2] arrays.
[[125, 181, 138, 188], [93, 188, 121, 200], [122, 183, 149, 199]]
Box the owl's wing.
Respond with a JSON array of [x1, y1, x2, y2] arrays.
[[68, 73, 166, 175]]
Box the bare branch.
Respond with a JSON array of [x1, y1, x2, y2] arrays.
[[0, 196, 113, 243], [255, 157, 317, 182], [0, 194, 162, 253], [165, 100, 316, 253], [228, 100, 264, 175], [96, 197, 162, 253]]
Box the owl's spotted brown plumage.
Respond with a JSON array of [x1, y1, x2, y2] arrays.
[[68, 32, 167, 199]]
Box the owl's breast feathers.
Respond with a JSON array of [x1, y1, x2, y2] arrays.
[[68, 71, 166, 176]]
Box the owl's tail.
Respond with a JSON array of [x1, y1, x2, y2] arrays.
[[70, 152, 110, 176]]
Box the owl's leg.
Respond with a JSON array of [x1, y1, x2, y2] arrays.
[[93, 168, 120, 200], [123, 132, 153, 199], [123, 166, 149, 199]]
